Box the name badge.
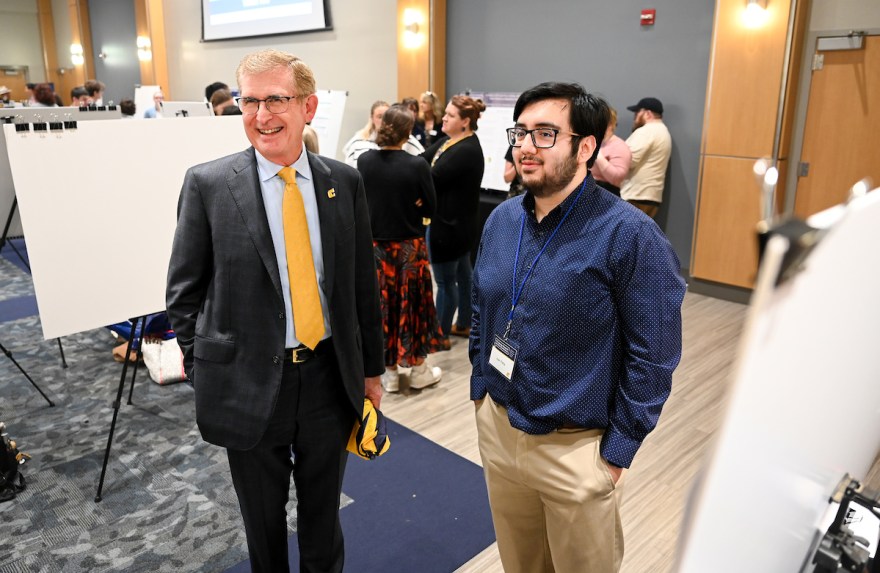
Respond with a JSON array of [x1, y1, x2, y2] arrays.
[[489, 334, 518, 381]]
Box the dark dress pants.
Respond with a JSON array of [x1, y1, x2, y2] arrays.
[[226, 344, 355, 573]]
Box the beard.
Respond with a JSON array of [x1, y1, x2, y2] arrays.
[[519, 151, 580, 198], [632, 111, 646, 132]]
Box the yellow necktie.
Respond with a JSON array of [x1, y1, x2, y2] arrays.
[[278, 167, 325, 349]]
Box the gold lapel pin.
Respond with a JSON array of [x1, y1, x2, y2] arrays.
[[327, 188, 336, 198]]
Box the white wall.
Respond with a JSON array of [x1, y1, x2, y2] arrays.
[[810, 0, 880, 31], [0, 0, 46, 82], [161, 0, 397, 161]]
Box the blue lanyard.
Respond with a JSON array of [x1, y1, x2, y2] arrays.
[[505, 178, 588, 337]]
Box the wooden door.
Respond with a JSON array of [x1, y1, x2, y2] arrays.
[[794, 35, 880, 217], [0, 68, 30, 103]]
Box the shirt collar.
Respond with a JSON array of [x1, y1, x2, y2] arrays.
[[521, 174, 594, 222], [255, 147, 313, 184]]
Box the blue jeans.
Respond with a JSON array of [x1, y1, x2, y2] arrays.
[[432, 253, 473, 337]]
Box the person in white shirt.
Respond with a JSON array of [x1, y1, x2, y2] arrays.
[[620, 97, 672, 219], [342, 100, 423, 166]]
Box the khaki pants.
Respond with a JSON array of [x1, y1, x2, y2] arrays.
[[626, 199, 660, 219], [475, 396, 623, 573]]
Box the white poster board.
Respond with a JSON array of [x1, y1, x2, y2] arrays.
[[134, 85, 162, 120], [311, 89, 347, 161], [3, 117, 250, 339], [675, 191, 880, 572], [0, 108, 122, 238], [475, 106, 514, 192], [159, 101, 214, 118]]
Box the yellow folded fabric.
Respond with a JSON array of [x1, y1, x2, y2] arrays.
[[347, 398, 390, 460]]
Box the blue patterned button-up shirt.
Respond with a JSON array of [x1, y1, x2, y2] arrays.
[[469, 175, 686, 468]]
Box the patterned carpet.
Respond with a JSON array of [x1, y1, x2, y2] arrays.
[[0, 242, 495, 572]]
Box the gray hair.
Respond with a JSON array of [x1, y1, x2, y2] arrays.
[[235, 49, 316, 97]]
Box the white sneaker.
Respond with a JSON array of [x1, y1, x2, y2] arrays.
[[381, 368, 399, 392], [409, 363, 442, 389]]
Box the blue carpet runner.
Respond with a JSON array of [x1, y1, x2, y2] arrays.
[[225, 419, 496, 573]]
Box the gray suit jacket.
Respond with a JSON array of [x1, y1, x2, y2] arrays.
[[166, 147, 384, 450]]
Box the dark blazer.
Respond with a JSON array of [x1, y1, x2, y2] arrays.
[[166, 148, 384, 451], [421, 134, 485, 263]]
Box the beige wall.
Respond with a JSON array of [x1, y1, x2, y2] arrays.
[[810, 0, 880, 31], [0, 0, 47, 82], [161, 0, 397, 160]]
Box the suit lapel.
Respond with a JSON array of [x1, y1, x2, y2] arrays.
[[227, 148, 284, 301], [309, 152, 337, 303]]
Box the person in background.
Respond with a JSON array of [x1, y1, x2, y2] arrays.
[[422, 95, 486, 349], [166, 48, 384, 573], [357, 104, 443, 392], [143, 90, 164, 118], [470, 82, 685, 573], [25, 83, 36, 105], [401, 97, 426, 145], [205, 81, 229, 102], [31, 83, 57, 107], [119, 98, 136, 118], [503, 146, 526, 199], [84, 79, 105, 105], [0, 86, 11, 105], [591, 106, 632, 196], [221, 105, 242, 116], [419, 90, 444, 147], [303, 123, 320, 154], [620, 97, 672, 218], [210, 88, 235, 116], [342, 100, 423, 167], [70, 86, 91, 107]]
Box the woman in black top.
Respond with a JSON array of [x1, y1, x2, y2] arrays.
[[422, 95, 486, 347], [358, 105, 444, 392], [419, 90, 445, 148]]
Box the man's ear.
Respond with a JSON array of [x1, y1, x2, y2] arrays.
[[304, 94, 319, 122], [578, 134, 597, 164]]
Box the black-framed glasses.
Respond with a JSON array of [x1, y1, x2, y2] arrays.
[[506, 127, 581, 149], [235, 95, 301, 115]]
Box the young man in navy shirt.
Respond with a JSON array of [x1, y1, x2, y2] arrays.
[[469, 82, 686, 572]]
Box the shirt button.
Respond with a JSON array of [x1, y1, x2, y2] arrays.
[[272, 355, 281, 365]]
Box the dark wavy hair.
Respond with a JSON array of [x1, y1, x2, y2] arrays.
[[33, 83, 56, 106], [513, 82, 609, 168], [375, 104, 415, 148]]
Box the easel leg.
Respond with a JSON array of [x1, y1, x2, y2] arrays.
[[0, 198, 31, 273], [126, 324, 146, 405], [1, 199, 65, 369], [56, 338, 68, 368], [95, 315, 145, 502], [0, 341, 54, 407]]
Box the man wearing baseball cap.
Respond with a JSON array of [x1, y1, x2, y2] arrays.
[[620, 97, 671, 219], [0, 86, 11, 105]]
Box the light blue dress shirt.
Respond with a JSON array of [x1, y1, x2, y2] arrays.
[[255, 149, 332, 348]]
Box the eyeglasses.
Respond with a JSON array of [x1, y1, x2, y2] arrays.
[[506, 127, 581, 149], [235, 95, 301, 115]]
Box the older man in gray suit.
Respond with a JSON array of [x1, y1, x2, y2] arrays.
[[166, 49, 384, 573]]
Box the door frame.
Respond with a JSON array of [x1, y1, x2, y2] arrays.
[[784, 26, 880, 215]]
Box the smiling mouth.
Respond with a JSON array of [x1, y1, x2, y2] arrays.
[[258, 127, 282, 135]]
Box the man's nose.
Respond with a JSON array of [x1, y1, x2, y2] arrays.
[[255, 101, 273, 120], [519, 133, 538, 154]]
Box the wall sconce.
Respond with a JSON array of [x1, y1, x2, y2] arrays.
[[136, 36, 152, 62], [402, 8, 425, 49], [743, 0, 769, 29], [70, 43, 84, 66]]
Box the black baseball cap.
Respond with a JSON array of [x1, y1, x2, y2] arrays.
[[627, 97, 663, 115]]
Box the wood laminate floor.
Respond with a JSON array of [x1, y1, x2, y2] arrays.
[[381, 291, 749, 573]]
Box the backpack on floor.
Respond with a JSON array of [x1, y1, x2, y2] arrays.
[[0, 421, 30, 502]]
